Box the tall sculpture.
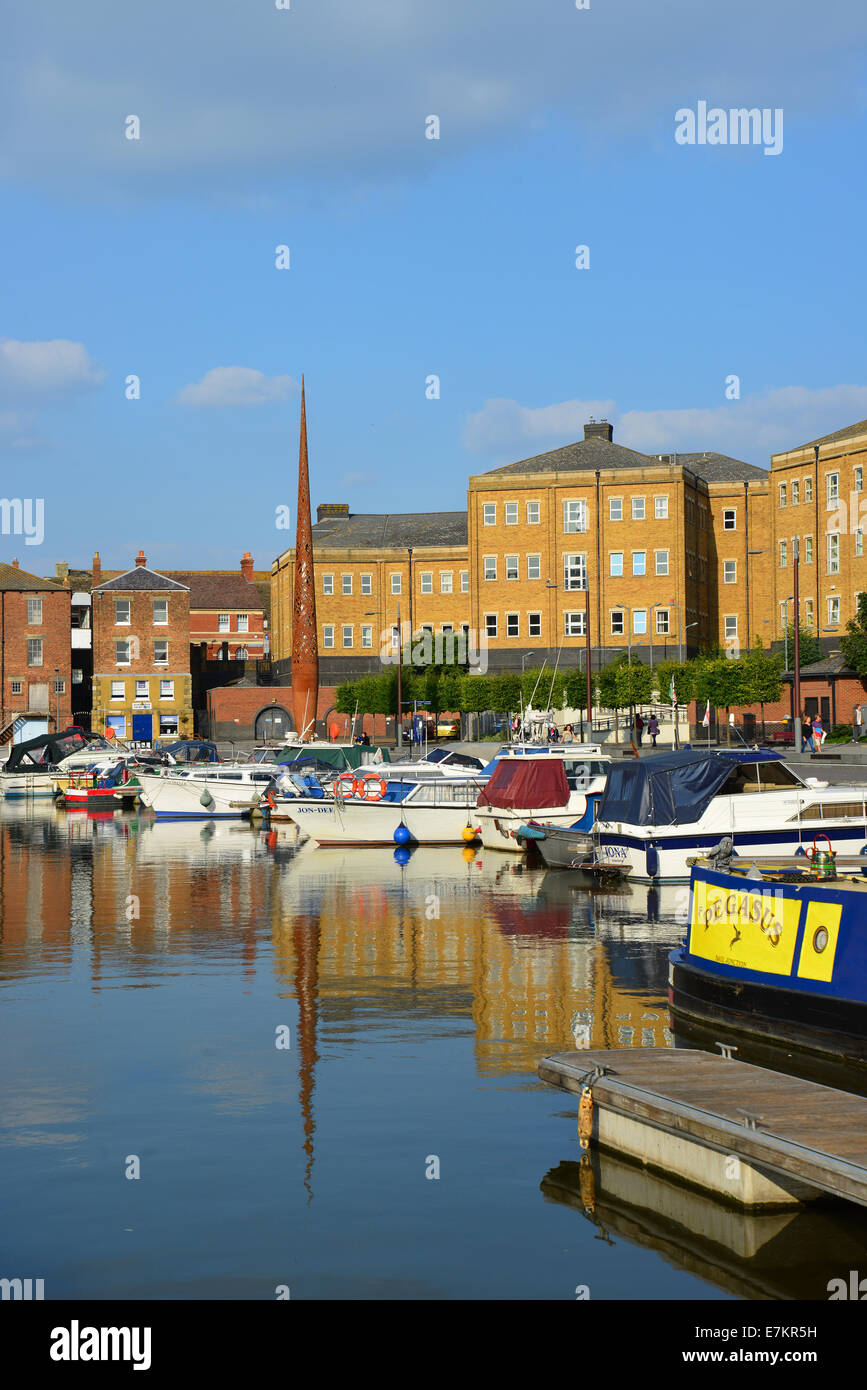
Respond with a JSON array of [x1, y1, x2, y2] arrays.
[[291, 378, 319, 739]]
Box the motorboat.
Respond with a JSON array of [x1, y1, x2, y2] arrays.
[[594, 747, 867, 882], [136, 763, 280, 818], [275, 773, 486, 845], [475, 747, 612, 853]]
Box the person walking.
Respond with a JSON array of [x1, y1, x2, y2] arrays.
[[853, 706, 864, 743], [801, 711, 814, 752], [648, 714, 659, 748], [562, 724, 574, 744], [811, 714, 823, 753], [635, 713, 644, 746]]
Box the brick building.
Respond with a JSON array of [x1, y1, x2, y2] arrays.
[[91, 550, 193, 743], [0, 559, 72, 742]]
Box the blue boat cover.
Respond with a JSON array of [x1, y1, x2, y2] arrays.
[[597, 748, 784, 827]]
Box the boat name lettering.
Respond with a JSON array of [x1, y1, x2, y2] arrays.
[[703, 890, 782, 944]]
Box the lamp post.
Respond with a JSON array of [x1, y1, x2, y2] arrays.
[[782, 595, 794, 674]]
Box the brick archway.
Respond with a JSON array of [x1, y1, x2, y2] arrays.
[[254, 705, 295, 742]]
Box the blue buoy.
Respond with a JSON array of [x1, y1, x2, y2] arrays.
[[393, 824, 412, 845], [393, 846, 411, 865]]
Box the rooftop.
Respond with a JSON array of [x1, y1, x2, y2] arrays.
[[481, 422, 762, 482], [0, 561, 66, 593], [94, 566, 189, 593], [309, 511, 468, 549]]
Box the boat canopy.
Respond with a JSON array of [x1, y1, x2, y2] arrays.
[[597, 748, 786, 827], [477, 758, 570, 810], [162, 739, 219, 763], [279, 744, 391, 772], [5, 729, 91, 770]]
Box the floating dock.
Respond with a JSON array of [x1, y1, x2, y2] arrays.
[[539, 1048, 867, 1209]]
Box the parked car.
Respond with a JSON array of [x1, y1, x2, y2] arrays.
[[436, 717, 461, 739]]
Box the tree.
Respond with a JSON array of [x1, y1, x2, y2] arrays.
[[785, 623, 821, 669], [841, 592, 867, 679], [741, 639, 783, 738], [615, 661, 653, 710], [695, 657, 751, 744]]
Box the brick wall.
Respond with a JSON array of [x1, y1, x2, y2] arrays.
[[1, 586, 72, 731], [206, 684, 395, 741]]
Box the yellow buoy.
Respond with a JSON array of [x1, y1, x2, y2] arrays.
[[461, 825, 477, 843]]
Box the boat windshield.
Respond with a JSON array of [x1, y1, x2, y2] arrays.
[[718, 761, 804, 794]]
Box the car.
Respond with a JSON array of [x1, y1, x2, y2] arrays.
[[436, 717, 461, 739]]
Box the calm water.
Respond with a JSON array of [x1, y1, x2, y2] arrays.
[[1, 802, 864, 1300]]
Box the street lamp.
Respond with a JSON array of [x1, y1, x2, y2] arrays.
[[782, 595, 794, 672]]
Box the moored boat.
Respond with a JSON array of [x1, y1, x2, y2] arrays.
[[475, 747, 611, 852], [669, 848, 867, 1062], [277, 774, 485, 845]]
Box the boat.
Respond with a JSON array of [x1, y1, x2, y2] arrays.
[[669, 846, 867, 1063], [135, 762, 280, 818], [53, 761, 142, 810], [0, 727, 102, 799], [275, 773, 485, 845], [475, 746, 612, 852], [593, 747, 867, 882]]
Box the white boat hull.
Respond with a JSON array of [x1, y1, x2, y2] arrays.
[[136, 770, 266, 818], [279, 796, 480, 845]]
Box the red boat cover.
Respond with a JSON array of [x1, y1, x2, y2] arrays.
[[477, 759, 570, 810]]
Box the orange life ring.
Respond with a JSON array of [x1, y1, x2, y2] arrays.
[[335, 771, 357, 800], [359, 772, 387, 802]]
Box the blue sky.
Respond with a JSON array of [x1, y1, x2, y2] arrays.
[[2, 0, 867, 570]]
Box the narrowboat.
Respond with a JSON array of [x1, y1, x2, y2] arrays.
[[669, 845, 867, 1062]]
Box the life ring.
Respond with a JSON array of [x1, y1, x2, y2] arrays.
[[335, 771, 357, 800], [265, 788, 277, 809], [359, 772, 387, 802]]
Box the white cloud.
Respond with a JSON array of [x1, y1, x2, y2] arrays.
[[176, 367, 298, 408], [0, 339, 105, 395], [463, 385, 867, 468]]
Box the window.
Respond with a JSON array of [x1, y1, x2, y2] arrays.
[[160, 680, 174, 699], [527, 554, 541, 580], [361, 625, 373, 649], [54, 678, 65, 694], [609, 552, 623, 577], [110, 680, 124, 699], [655, 609, 670, 635], [440, 571, 452, 593], [805, 535, 813, 564], [564, 611, 586, 636], [235, 647, 248, 661], [526, 501, 540, 525], [828, 596, 840, 625], [390, 574, 401, 595], [654, 495, 669, 519], [506, 613, 519, 637], [792, 480, 800, 505], [723, 560, 737, 584], [528, 613, 541, 637], [135, 679, 148, 698], [153, 599, 168, 625], [857, 530, 864, 558], [323, 574, 334, 596], [218, 613, 230, 632], [632, 609, 647, 634], [159, 714, 179, 736], [323, 625, 334, 649], [10, 679, 22, 695], [115, 639, 130, 665], [505, 555, 519, 580], [609, 497, 623, 522], [724, 615, 738, 639], [505, 502, 518, 525], [631, 496, 645, 521], [440, 624, 453, 635], [154, 641, 168, 665], [779, 482, 787, 507], [723, 509, 736, 530], [632, 551, 646, 576], [341, 574, 352, 595], [361, 573, 372, 595], [115, 600, 130, 625], [420, 572, 433, 594], [235, 613, 248, 634], [483, 556, 497, 580], [779, 540, 788, 567], [828, 533, 840, 574], [483, 503, 496, 525], [563, 553, 587, 590], [857, 466, 864, 494], [804, 600, 814, 627], [26, 598, 42, 625], [563, 500, 587, 533], [827, 473, 839, 505], [461, 571, 469, 592], [610, 611, 625, 636], [804, 477, 813, 503], [484, 614, 497, 638], [655, 550, 669, 576], [342, 625, 353, 648]]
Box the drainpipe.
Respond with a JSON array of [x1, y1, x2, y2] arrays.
[[744, 479, 751, 650], [595, 470, 602, 675]]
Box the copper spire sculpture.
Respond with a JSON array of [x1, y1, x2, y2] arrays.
[[291, 378, 319, 740]]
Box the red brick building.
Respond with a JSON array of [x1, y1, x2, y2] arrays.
[[0, 559, 72, 742]]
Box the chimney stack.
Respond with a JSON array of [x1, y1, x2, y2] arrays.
[[92, 551, 102, 587], [316, 503, 349, 523], [135, 549, 147, 568], [583, 418, 613, 442], [240, 551, 254, 581], [55, 561, 69, 585]]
